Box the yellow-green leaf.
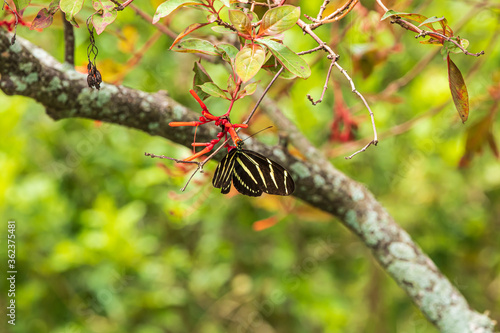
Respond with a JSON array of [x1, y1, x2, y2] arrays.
[[172, 38, 220, 56], [235, 44, 266, 83], [60, 0, 84, 21], [257, 38, 310, 79], [198, 82, 229, 99]]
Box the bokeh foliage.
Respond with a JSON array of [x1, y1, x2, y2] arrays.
[[1, 0, 500, 332]]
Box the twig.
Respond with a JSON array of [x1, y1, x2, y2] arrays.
[[306, 0, 359, 30], [307, 59, 335, 105], [110, 0, 134, 11], [344, 140, 377, 159], [144, 152, 200, 164], [415, 30, 484, 57], [317, 0, 331, 21], [297, 44, 327, 55], [242, 66, 284, 125], [129, 4, 177, 39]]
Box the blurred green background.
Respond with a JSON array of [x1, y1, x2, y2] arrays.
[[1, 0, 499, 332]]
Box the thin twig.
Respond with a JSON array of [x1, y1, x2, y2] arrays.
[[306, 0, 359, 30], [129, 4, 177, 39], [307, 60, 335, 105], [145, 152, 202, 191], [110, 0, 134, 11], [297, 44, 327, 55], [317, 0, 331, 21], [415, 30, 484, 57], [144, 152, 200, 164], [242, 66, 284, 125]]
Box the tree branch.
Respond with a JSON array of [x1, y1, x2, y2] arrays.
[[0, 30, 495, 333]]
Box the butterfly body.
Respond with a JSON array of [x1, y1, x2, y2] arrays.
[[213, 142, 295, 197]]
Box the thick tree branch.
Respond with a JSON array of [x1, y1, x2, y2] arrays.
[[0, 30, 495, 333]]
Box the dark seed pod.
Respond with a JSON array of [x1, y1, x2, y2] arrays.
[[95, 69, 102, 85]]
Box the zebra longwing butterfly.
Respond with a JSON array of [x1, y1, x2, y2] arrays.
[[213, 141, 295, 197]]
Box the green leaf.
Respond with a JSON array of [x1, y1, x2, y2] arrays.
[[237, 82, 258, 99], [460, 38, 469, 50], [257, 38, 310, 79], [13, 0, 31, 13], [216, 43, 239, 64], [170, 22, 213, 50], [235, 44, 266, 83], [192, 61, 214, 101], [152, 0, 203, 24], [198, 82, 229, 99], [418, 16, 445, 27], [60, 0, 84, 21], [442, 40, 461, 55], [172, 38, 220, 56], [258, 5, 300, 36], [447, 55, 469, 123], [228, 9, 252, 35]]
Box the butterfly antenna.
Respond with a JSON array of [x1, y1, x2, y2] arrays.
[[242, 126, 274, 142]]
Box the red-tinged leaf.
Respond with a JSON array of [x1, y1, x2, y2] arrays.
[[447, 55, 469, 123], [152, 0, 203, 24], [420, 37, 442, 45], [258, 5, 300, 36], [92, 0, 115, 11], [235, 44, 266, 82], [252, 216, 279, 231], [30, 8, 54, 30], [170, 22, 211, 49], [92, 8, 117, 35], [228, 9, 252, 35]]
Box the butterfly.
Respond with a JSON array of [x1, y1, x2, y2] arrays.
[[212, 141, 295, 197]]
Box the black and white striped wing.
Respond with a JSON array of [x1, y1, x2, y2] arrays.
[[232, 160, 264, 197], [212, 149, 237, 194], [237, 149, 295, 196]]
